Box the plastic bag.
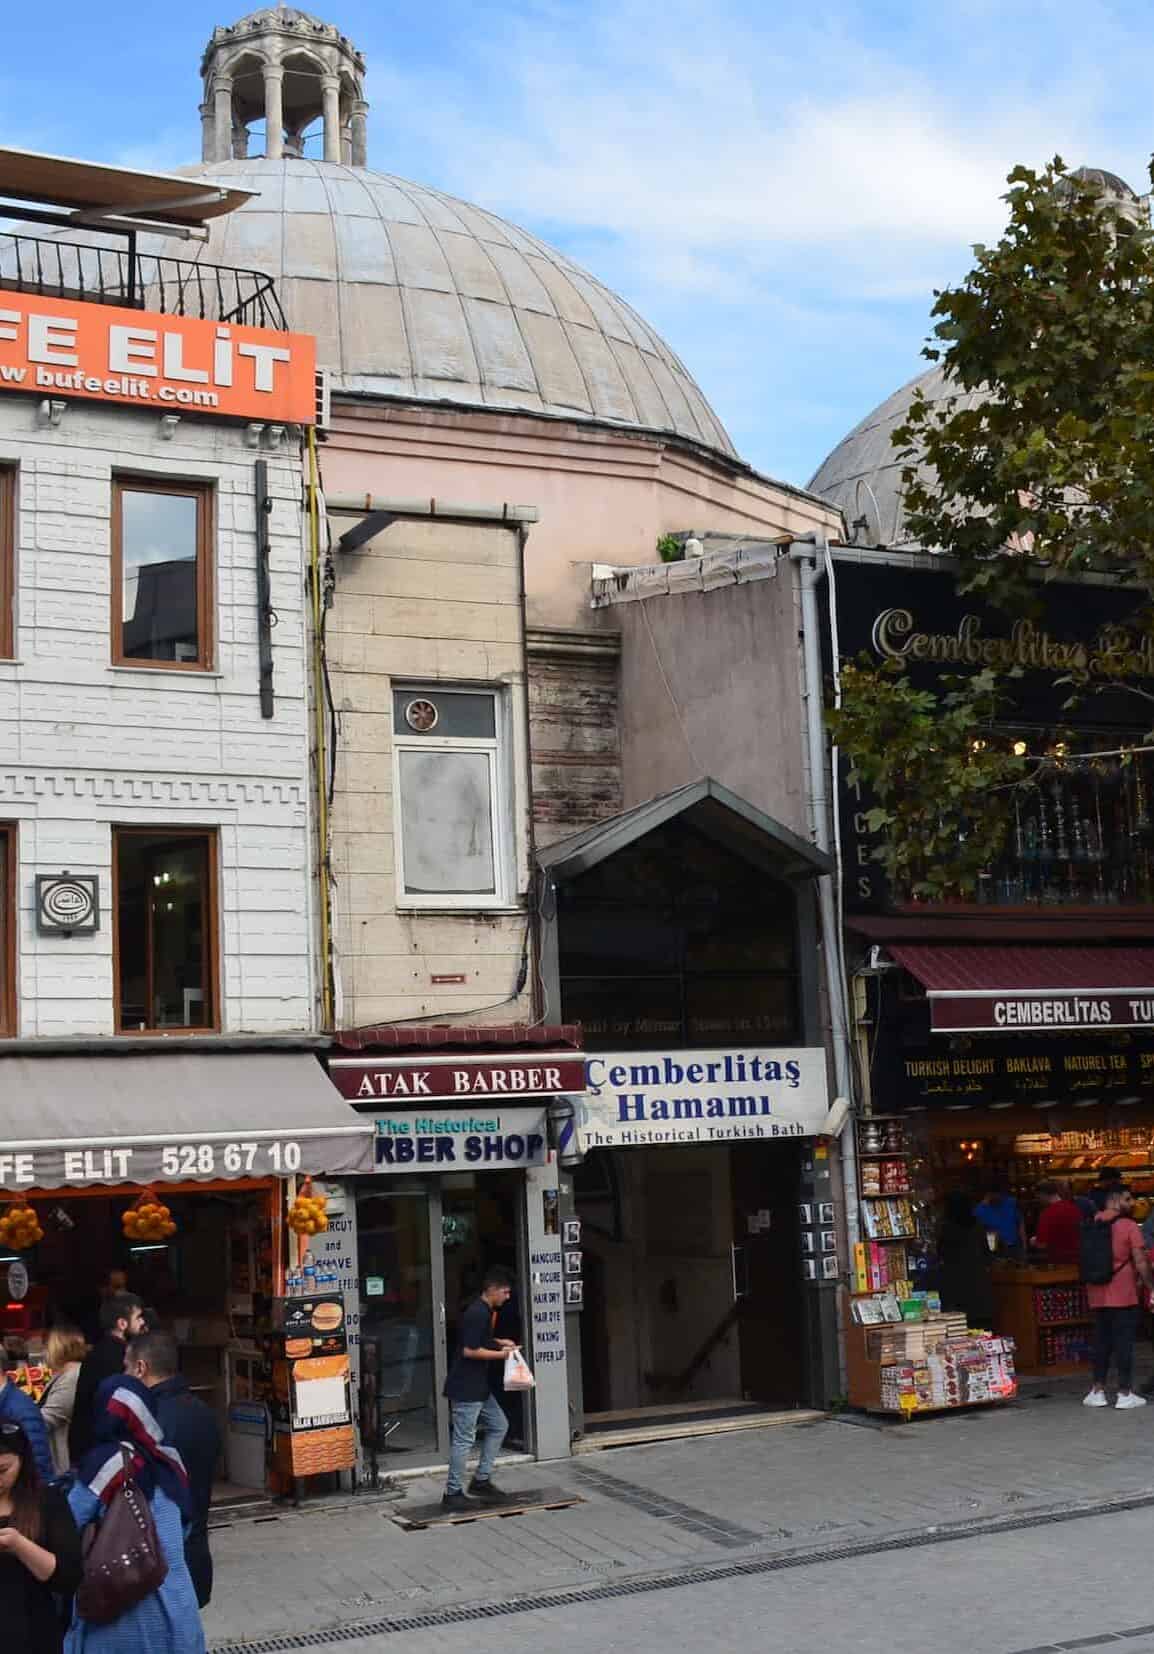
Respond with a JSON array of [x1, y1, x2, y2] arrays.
[[503, 1349, 536, 1390]]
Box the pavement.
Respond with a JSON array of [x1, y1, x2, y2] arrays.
[[203, 1385, 1154, 1652]]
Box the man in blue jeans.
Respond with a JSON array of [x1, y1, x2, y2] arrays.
[[443, 1266, 516, 1512]]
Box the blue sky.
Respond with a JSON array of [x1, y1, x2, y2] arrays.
[[5, 1, 1154, 486]]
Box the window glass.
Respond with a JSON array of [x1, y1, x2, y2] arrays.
[[397, 749, 496, 895], [0, 827, 11, 1034], [392, 691, 496, 740], [117, 832, 213, 1030], [119, 489, 201, 663]]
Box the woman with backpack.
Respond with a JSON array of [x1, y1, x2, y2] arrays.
[[1083, 1184, 1154, 1410], [64, 1376, 204, 1654]]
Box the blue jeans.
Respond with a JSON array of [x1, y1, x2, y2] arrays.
[[446, 1394, 508, 1493]]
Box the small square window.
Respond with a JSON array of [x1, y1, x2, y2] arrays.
[[113, 479, 213, 669], [392, 687, 512, 908]]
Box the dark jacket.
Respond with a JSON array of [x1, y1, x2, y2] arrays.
[[68, 1333, 129, 1466], [151, 1373, 221, 1607], [0, 1484, 82, 1654], [938, 1217, 996, 1329]]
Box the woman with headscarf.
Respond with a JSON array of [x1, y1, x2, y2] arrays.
[[64, 1376, 204, 1654], [0, 1418, 82, 1654]]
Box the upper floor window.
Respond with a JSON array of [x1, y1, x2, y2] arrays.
[[112, 479, 212, 669], [0, 825, 14, 1036], [115, 828, 218, 1032], [0, 467, 13, 659], [392, 687, 513, 908]]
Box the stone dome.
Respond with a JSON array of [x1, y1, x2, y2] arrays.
[[807, 365, 988, 547], [810, 163, 1146, 546], [180, 157, 735, 454]]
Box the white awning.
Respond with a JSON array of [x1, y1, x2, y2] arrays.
[[0, 1052, 373, 1189]]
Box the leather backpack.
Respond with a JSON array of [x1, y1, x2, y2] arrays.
[[75, 1447, 168, 1624]]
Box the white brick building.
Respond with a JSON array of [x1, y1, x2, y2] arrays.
[[0, 398, 314, 1039]]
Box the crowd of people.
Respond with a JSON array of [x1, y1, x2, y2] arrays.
[[1, 1287, 220, 1654], [936, 1171, 1154, 1410]]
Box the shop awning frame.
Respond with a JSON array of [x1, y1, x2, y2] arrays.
[[888, 943, 1154, 1034], [0, 1051, 374, 1189]]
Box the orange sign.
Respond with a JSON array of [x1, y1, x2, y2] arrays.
[[0, 291, 315, 424]]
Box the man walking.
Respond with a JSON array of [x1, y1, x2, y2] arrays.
[[126, 1328, 221, 1606], [442, 1266, 517, 1512], [1084, 1184, 1153, 1410], [68, 1291, 145, 1462]]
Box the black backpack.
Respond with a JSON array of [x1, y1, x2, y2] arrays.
[[1080, 1218, 1122, 1286]]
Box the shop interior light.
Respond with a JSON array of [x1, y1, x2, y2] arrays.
[[1033, 1099, 1061, 1109], [1116, 1095, 1143, 1106], [989, 1101, 1015, 1110], [128, 1243, 169, 1253], [0, 1254, 18, 1263], [1073, 1097, 1101, 1108], [945, 1103, 973, 1112]]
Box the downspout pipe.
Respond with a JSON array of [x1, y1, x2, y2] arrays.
[[790, 536, 860, 1257]]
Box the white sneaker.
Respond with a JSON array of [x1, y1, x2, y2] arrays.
[[1083, 1389, 1109, 1407], [1115, 1392, 1147, 1409]]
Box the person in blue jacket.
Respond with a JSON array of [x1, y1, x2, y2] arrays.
[[65, 1374, 203, 1654], [0, 1351, 54, 1482]]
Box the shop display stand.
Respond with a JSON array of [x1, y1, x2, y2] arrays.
[[991, 1266, 1091, 1377], [855, 1116, 917, 1291]]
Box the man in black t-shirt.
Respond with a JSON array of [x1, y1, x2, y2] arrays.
[[442, 1266, 517, 1511]]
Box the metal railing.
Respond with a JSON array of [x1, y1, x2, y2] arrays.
[[0, 232, 285, 329]]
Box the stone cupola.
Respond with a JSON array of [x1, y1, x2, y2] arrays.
[[199, 6, 368, 167]]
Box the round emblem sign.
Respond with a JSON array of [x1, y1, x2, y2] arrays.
[[41, 878, 96, 929], [7, 1260, 29, 1301]]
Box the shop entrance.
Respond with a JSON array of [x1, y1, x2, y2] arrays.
[[353, 1170, 529, 1465], [1, 1180, 279, 1500], [577, 1139, 805, 1423]]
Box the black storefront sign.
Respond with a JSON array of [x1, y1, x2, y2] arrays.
[[827, 558, 1154, 914]]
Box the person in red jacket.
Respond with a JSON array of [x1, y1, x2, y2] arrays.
[[1032, 1180, 1083, 1266]]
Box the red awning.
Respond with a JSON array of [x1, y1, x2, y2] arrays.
[[887, 944, 1154, 1034]]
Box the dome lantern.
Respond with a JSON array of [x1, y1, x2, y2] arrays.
[[200, 7, 368, 167]]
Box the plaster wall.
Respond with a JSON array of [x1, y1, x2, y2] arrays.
[[0, 398, 313, 1037], [320, 401, 840, 632], [610, 561, 810, 836]]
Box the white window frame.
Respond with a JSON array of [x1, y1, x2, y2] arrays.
[[392, 684, 514, 911]]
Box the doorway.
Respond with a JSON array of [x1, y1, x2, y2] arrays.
[[577, 1140, 807, 1423], [353, 1172, 531, 1463]]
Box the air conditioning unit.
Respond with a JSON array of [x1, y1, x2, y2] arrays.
[[314, 367, 331, 432]]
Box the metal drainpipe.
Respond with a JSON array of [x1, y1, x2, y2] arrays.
[[790, 536, 860, 1257], [515, 521, 542, 1022]]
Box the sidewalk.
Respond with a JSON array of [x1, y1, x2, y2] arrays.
[[203, 1393, 1154, 1649]]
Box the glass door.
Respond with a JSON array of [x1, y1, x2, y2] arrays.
[[439, 1171, 529, 1450], [355, 1184, 445, 1460]]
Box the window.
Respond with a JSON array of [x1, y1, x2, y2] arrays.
[[0, 826, 14, 1036], [0, 467, 13, 659], [112, 479, 212, 668], [114, 829, 218, 1031], [392, 687, 512, 907]]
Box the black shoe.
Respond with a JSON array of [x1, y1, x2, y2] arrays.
[[467, 1478, 509, 1504], [441, 1491, 474, 1512]]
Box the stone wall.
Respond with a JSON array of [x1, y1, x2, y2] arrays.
[[324, 513, 533, 1026]]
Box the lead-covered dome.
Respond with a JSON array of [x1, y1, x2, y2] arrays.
[[181, 157, 735, 454], [810, 163, 1146, 545]]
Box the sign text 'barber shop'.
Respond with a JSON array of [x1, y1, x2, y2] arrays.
[[373, 1110, 548, 1172]]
